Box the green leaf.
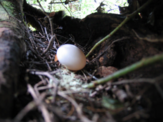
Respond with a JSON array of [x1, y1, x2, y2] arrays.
[[102, 96, 124, 110]]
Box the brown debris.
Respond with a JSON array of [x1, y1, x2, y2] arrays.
[[95, 66, 118, 77], [0, 0, 162, 122]]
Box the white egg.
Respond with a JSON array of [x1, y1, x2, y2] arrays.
[[57, 44, 86, 71]]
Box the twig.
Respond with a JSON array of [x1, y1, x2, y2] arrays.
[[29, 70, 59, 102], [111, 76, 163, 99], [50, 0, 78, 4], [86, 0, 153, 57], [34, 81, 46, 96], [60, 0, 73, 16], [46, 60, 52, 71], [29, 70, 59, 84], [44, 27, 50, 41], [153, 76, 163, 99], [36, 0, 54, 35], [25, 40, 44, 60], [58, 92, 93, 122], [37, 85, 54, 91], [28, 84, 52, 122], [155, 84, 163, 98], [83, 70, 98, 80], [26, 25, 36, 49], [110, 75, 163, 85], [122, 110, 148, 121], [42, 35, 55, 54], [14, 92, 46, 122], [91, 37, 129, 63], [83, 53, 163, 88], [111, 78, 154, 85], [14, 101, 37, 122]]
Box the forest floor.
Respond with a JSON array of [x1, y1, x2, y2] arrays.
[[13, 15, 163, 122]]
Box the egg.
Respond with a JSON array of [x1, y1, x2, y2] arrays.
[[57, 44, 86, 71]]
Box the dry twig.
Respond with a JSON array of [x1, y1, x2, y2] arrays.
[[86, 0, 153, 57], [28, 84, 52, 122], [84, 53, 163, 88]]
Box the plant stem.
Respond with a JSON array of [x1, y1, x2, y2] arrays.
[[83, 53, 163, 88], [86, 0, 153, 58]]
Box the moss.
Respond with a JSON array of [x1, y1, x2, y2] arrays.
[[50, 68, 87, 91], [0, 1, 21, 29], [1, 1, 15, 15]]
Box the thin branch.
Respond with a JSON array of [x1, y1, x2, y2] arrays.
[[111, 79, 154, 85], [83, 53, 163, 88], [83, 70, 98, 80], [14, 92, 46, 122], [58, 92, 93, 122], [34, 81, 46, 96], [29, 70, 59, 84], [110, 75, 163, 85], [122, 110, 148, 121], [28, 84, 52, 122], [60, 0, 73, 16], [86, 0, 153, 58], [91, 37, 129, 63], [42, 35, 55, 54], [14, 101, 37, 122], [36, 0, 54, 35], [110, 76, 163, 99], [29, 70, 59, 102]]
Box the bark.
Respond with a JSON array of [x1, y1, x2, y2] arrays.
[[0, 0, 26, 118]]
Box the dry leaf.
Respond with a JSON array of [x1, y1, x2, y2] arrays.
[[96, 66, 118, 77]]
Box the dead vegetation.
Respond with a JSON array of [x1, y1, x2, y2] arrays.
[[0, 0, 163, 122]]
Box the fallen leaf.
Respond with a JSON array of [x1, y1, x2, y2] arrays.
[[96, 66, 118, 77]]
